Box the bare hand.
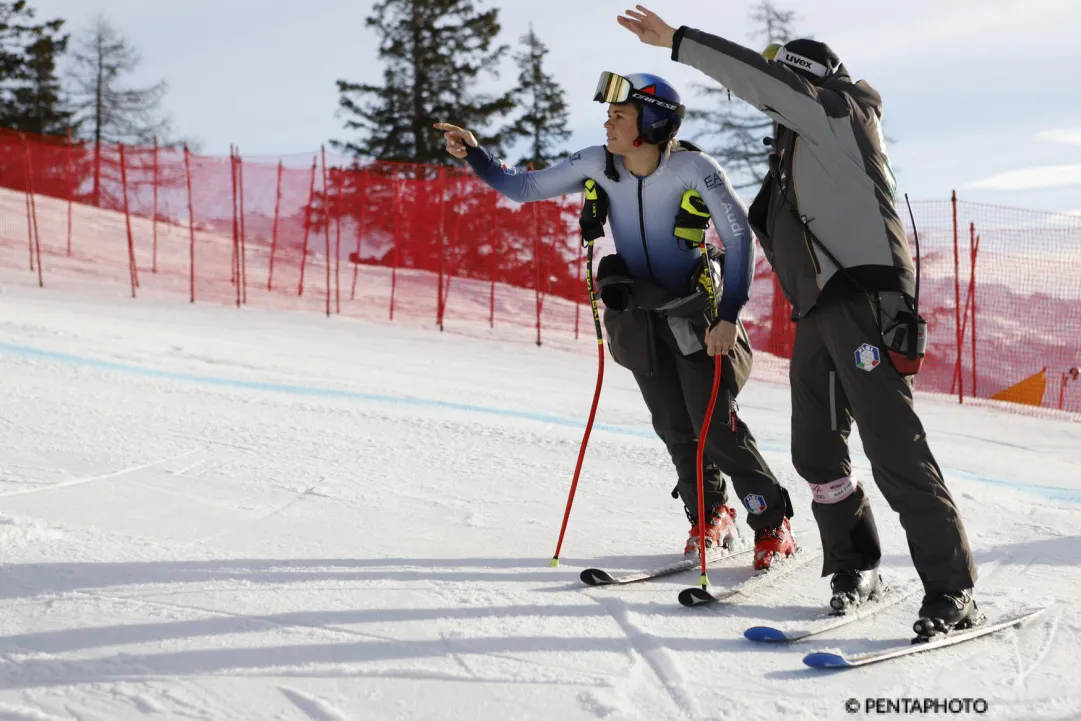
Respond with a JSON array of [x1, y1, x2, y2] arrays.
[[616, 5, 677, 48], [706, 320, 738, 357], [433, 122, 477, 159]]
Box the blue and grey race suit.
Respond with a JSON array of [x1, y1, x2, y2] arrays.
[[465, 143, 752, 322], [464, 142, 792, 531]]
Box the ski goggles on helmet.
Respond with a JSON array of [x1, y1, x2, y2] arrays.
[[593, 71, 685, 117], [761, 42, 836, 79]]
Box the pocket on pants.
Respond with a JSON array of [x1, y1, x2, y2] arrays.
[[603, 308, 654, 377]]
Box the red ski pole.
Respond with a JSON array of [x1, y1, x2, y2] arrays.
[[697, 356, 723, 587], [681, 190, 723, 589], [551, 182, 606, 566]]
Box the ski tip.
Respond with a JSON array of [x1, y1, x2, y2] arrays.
[[744, 626, 789, 642], [580, 569, 615, 586], [1015, 607, 1048, 624], [678, 587, 716, 608], [803, 651, 850, 669]]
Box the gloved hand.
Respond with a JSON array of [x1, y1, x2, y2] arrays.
[[673, 189, 710, 249], [595, 253, 634, 312], [579, 179, 609, 244]]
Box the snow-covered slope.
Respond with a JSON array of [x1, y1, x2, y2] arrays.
[[0, 279, 1078, 720]]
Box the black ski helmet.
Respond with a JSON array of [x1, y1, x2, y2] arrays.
[[763, 39, 841, 82]]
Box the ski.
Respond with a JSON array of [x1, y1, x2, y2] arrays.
[[677, 546, 823, 607], [579, 543, 753, 587], [744, 579, 924, 643], [802, 607, 1046, 669]]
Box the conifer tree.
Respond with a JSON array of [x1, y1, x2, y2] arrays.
[[503, 24, 570, 169], [0, 1, 74, 135], [332, 0, 515, 166]]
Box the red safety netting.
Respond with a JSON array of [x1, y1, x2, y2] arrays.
[[1, 129, 1078, 415]]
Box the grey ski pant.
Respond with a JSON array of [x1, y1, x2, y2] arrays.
[[790, 292, 977, 594], [631, 316, 791, 530]]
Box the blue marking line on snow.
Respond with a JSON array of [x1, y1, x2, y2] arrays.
[[0, 340, 654, 438], [2, 340, 1079, 504]]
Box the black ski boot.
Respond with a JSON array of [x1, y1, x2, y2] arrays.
[[829, 569, 885, 614], [913, 589, 984, 640]]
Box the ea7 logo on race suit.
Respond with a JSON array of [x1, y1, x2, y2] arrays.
[[569, 151, 582, 163], [855, 343, 880, 371], [703, 172, 726, 191]]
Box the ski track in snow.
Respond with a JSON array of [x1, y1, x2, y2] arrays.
[[594, 597, 701, 721], [0, 449, 201, 499], [0, 702, 71, 721], [278, 687, 348, 721]]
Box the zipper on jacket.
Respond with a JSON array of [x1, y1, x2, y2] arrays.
[[788, 137, 821, 276], [829, 371, 837, 431], [637, 178, 655, 281]]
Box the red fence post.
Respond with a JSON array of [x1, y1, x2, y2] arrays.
[[184, 142, 195, 303], [533, 203, 542, 346], [440, 175, 462, 331], [390, 172, 401, 321], [20, 134, 35, 273], [298, 156, 317, 297], [489, 193, 498, 329], [92, 139, 101, 208], [970, 224, 979, 399], [334, 169, 342, 314], [952, 223, 977, 395], [118, 143, 138, 298], [350, 169, 367, 301], [229, 145, 240, 306], [321, 144, 332, 318], [238, 149, 247, 305], [21, 136, 43, 287], [66, 126, 74, 257], [229, 146, 237, 285], [951, 190, 963, 404], [152, 136, 159, 273], [268, 160, 283, 290], [436, 167, 446, 329]]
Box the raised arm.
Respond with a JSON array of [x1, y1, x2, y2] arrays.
[[616, 6, 835, 142], [672, 29, 833, 142], [435, 122, 597, 203]]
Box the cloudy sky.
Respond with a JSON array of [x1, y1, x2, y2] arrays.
[[27, 0, 1081, 213]]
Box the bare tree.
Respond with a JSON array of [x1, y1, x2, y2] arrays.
[[67, 15, 172, 205], [68, 15, 171, 146]]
